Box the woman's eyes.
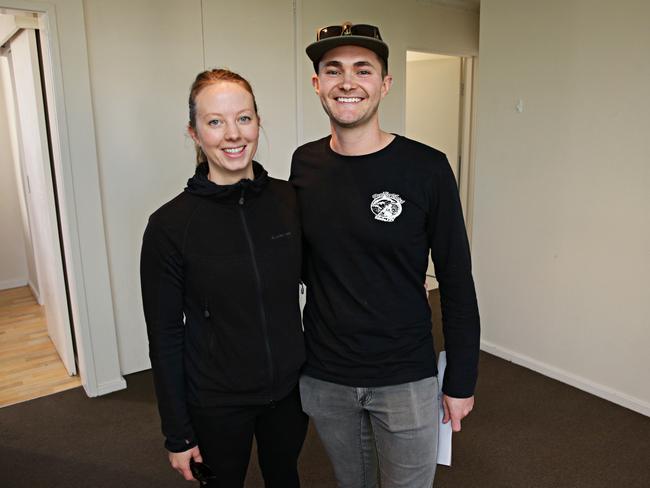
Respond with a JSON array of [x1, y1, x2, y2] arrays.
[[207, 116, 252, 126]]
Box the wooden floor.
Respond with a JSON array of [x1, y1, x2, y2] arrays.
[[0, 286, 80, 408]]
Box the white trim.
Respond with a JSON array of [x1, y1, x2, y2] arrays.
[[481, 340, 650, 417], [458, 56, 474, 237], [0, 278, 28, 290], [0, 11, 38, 45], [28, 279, 40, 303], [95, 377, 128, 397], [464, 56, 478, 244]]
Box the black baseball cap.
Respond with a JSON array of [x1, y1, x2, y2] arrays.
[[306, 22, 389, 72]]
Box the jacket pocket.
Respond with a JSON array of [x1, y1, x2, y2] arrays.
[[201, 298, 216, 356]]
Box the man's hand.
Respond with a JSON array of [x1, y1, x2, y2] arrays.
[[169, 445, 202, 481], [442, 394, 474, 432]]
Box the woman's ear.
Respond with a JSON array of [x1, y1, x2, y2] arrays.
[[188, 124, 199, 144]]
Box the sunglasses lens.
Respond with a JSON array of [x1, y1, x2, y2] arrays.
[[318, 26, 343, 40], [351, 24, 381, 39], [317, 24, 381, 41]]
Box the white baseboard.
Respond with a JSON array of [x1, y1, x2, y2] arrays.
[[91, 376, 127, 397], [28, 280, 41, 304], [121, 358, 152, 376], [0, 278, 28, 291], [481, 340, 650, 417]]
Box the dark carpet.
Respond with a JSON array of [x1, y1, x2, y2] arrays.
[[1, 291, 649, 487]]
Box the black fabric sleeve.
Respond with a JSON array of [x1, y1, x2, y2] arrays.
[[428, 160, 481, 398], [289, 155, 308, 283], [140, 215, 197, 452]]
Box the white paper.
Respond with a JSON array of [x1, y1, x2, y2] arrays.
[[436, 351, 452, 466]]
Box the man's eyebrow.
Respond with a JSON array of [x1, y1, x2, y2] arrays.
[[322, 60, 377, 69]]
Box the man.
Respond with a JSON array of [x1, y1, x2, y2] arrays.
[[290, 22, 480, 488]]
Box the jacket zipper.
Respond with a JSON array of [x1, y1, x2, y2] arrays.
[[238, 188, 275, 404]]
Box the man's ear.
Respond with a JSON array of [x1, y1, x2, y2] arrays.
[[312, 73, 320, 94], [380, 74, 393, 99]]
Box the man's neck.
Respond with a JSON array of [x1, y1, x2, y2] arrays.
[[329, 121, 395, 156]]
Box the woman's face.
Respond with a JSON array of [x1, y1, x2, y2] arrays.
[[190, 81, 259, 185]]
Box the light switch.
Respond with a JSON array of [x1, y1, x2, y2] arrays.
[[516, 99, 524, 113]]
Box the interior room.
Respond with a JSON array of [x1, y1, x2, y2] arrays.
[[0, 0, 648, 487]]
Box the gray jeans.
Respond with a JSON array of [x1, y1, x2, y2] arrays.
[[299, 375, 439, 488]]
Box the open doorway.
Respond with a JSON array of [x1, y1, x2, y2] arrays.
[[405, 50, 477, 290], [0, 10, 79, 406]]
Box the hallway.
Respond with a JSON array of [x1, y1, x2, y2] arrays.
[[0, 286, 79, 407]]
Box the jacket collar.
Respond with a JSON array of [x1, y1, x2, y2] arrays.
[[185, 161, 269, 202]]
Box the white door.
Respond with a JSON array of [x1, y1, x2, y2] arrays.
[[9, 28, 76, 375]]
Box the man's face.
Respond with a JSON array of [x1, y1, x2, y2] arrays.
[[312, 45, 392, 129]]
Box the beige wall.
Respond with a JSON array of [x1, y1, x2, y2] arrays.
[[473, 0, 650, 414], [202, 0, 297, 179]]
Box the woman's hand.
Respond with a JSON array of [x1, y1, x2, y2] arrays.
[[168, 445, 203, 481]]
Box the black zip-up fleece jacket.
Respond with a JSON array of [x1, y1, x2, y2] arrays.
[[140, 162, 304, 452]]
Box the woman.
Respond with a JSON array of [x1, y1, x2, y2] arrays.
[[140, 69, 307, 487]]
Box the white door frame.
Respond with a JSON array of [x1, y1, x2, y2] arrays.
[[0, 0, 125, 397], [457, 56, 478, 244]]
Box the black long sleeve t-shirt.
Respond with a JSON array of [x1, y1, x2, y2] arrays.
[[290, 135, 480, 397]]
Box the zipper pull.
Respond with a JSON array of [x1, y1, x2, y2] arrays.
[[299, 282, 305, 295], [238, 187, 245, 205], [203, 300, 210, 319]]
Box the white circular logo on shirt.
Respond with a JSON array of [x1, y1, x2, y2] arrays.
[[370, 192, 405, 222]]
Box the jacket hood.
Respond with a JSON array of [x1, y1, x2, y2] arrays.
[[185, 161, 269, 200]]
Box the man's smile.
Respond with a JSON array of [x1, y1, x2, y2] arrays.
[[335, 96, 363, 103]]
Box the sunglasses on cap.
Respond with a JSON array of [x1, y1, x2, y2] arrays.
[[316, 23, 383, 41]]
